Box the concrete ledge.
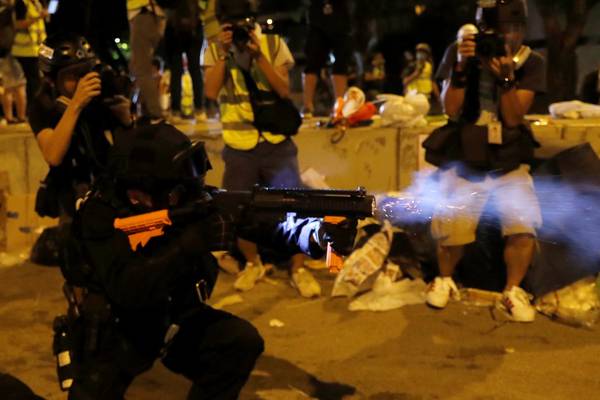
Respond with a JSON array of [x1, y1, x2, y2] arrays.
[[1, 116, 599, 251]]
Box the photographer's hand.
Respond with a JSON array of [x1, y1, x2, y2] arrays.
[[456, 34, 476, 70], [487, 44, 515, 82], [71, 72, 101, 111], [217, 24, 233, 54], [247, 31, 262, 59]]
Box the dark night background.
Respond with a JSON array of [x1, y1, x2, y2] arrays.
[[43, 0, 600, 105]]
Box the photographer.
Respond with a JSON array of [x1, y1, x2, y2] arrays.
[[403, 43, 439, 102], [57, 123, 356, 399], [203, 1, 320, 297], [29, 33, 132, 219], [423, 0, 546, 322]]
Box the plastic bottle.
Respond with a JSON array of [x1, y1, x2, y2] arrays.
[[180, 52, 194, 119]]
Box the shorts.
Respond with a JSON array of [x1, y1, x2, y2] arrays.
[[0, 55, 26, 90], [222, 139, 303, 191], [304, 26, 352, 75], [431, 164, 542, 246]]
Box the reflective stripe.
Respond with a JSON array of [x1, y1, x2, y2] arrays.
[[12, 0, 46, 58], [219, 94, 251, 104], [222, 122, 255, 130]]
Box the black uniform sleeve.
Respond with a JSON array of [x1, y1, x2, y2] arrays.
[[79, 199, 197, 309], [84, 232, 196, 309]]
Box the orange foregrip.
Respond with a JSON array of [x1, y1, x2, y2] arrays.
[[324, 216, 346, 273], [114, 210, 172, 250]]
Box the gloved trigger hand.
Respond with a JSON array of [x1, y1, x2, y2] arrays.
[[318, 218, 358, 256]]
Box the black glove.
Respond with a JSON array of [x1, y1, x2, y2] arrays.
[[316, 218, 358, 256], [179, 212, 235, 256]]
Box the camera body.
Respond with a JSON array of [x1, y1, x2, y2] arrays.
[[90, 63, 131, 101], [225, 17, 255, 49], [475, 30, 505, 58]]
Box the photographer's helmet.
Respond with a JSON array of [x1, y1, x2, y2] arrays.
[[110, 123, 212, 206], [39, 33, 98, 81], [476, 0, 527, 30], [215, 0, 258, 22]]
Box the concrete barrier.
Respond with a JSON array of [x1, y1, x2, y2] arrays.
[[2, 116, 599, 251]]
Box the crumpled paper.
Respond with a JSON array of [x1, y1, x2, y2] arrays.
[[331, 220, 394, 297]]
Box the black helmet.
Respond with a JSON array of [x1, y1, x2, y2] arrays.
[[476, 0, 528, 30], [39, 33, 97, 80], [216, 0, 258, 22], [110, 123, 212, 199]]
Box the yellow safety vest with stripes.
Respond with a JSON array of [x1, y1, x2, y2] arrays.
[[199, 0, 219, 43], [406, 61, 433, 95], [12, 0, 46, 58], [127, 0, 150, 10], [210, 35, 287, 151]]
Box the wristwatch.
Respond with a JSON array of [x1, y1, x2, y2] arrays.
[[499, 76, 516, 90]]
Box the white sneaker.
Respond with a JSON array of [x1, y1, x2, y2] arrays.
[[233, 260, 266, 292], [426, 276, 460, 309], [498, 286, 536, 322], [291, 267, 321, 298]]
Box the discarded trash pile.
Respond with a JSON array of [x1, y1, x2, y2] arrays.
[[332, 143, 600, 327]]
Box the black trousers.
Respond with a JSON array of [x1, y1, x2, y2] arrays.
[[68, 306, 264, 400], [165, 25, 205, 112]]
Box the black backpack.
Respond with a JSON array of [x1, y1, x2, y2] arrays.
[[0, 0, 15, 57]]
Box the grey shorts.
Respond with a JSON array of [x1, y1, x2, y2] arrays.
[[0, 55, 26, 90], [222, 139, 303, 191]]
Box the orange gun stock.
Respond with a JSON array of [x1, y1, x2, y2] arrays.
[[114, 210, 172, 250]]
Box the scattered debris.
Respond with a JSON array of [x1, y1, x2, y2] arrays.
[[460, 288, 503, 308], [256, 388, 316, 400], [332, 220, 393, 297], [535, 276, 600, 328], [349, 277, 426, 312], [300, 168, 330, 189], [0, 251, 28, 268], [211, 294, 244, 310], [269, 319, 285, 328]]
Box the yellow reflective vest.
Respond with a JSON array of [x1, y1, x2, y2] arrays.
[[406, 61, 433, 96], [209, 34, 288, 151], [127, 0, 150, 11], [12, 0, 46, 58]]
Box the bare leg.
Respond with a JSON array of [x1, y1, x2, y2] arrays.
[[14, 86, 26, 121], [1, 90, 14, 121], [504, 234, 535, 290], [331, 74, 348, 99], [436, 244, 465, 277], [302, 73, 318, 112], [237, 238, 260, 265]]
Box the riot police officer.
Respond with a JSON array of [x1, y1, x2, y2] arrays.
[[58, 123, 354, 399]]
